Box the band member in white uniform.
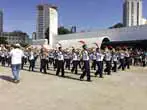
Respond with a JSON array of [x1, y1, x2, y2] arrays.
[[80, 45, 91, 81], [56, 47, 64, 77], [95, 48, 104, 78]]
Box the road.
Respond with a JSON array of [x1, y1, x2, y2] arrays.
[[0, 65, 147, 110]]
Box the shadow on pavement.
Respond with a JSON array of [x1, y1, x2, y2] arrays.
[[0, 75, 14, 83], [22, 68, 82, 81]]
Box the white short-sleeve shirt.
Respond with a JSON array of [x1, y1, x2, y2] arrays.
[[10, 48, 24, 65]]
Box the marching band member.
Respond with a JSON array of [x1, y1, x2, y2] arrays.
[[28, 48, 35, 71], [90, 49, 96, 70], [40, 48, 48, 74], [49, 50, 54, 66], [95, 47, 104, 78], [77, 49, 82, 69], [56, 47, 64, 77], [112, 48, 118, 72], [104, 46, 112, 75], [124, 48, 130, 69], [71, 48, 78, 74], [64, 49, 71, 70], [1, 49, 6, 66], [118, 48, 125, 71], [53, 50, 58, 70], [80, 44, 91, 81]]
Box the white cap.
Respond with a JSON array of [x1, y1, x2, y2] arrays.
[[15, 43, 21, 47]]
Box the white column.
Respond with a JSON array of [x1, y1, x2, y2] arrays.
[[49, 7, 58, 48]]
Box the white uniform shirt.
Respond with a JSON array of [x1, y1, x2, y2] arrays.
[[10, 48, 24, 65], [29, 51, 34, 60], [125, 52, 130, 58], [57, 51, 64, 61], [105, 52, 112, 61], [96, 52, 104, 61], [1, 51, 5, 57], [72, 53, 78, 61], [82, 50, 89, 61], [119, 52, 125, 59]]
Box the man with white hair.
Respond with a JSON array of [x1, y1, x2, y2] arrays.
[[10, 44, 24, 83]]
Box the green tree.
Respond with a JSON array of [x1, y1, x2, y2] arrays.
[[44, 26, 72, 41], [0, 37, 8, 44], [58, 26, 71, 35], [109, 23, 124, 29], [20, 42, 29, 47]]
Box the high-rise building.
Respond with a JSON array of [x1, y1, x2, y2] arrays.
[[32, 32, 37, 40], [36, 4, 58, 46], [0, 10, 3, 33], [123, 0, 143, 27]]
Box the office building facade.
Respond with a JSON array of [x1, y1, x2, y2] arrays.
[[36, 4, 58, 46], [123, 0, 143, 27], [0, 32, 29, 44]]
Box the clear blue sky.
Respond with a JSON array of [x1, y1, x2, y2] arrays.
[[0, 0, 147, 37]]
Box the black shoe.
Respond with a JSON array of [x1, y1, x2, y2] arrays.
[[80, 77, 83, 81], [61, 75, 65, 77], [87, 79, 92, 82]]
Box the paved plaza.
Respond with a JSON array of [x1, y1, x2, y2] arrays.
[[0, 65, 147, 110]]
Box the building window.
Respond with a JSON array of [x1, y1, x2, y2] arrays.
[[137, 2, 139, 25], [131, 2, 134, 26]]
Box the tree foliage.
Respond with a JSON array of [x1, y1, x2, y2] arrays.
[[0, 37, 8, 44], [58, 26, 72, 35], [44, 26, 72, 41], [20, 42, 29, 47], [8, 31, 28, 36]]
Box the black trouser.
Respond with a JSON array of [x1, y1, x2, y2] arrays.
[[0, 56, 1, 62], [104, 61, 111, 75], [134, 58, 139, 66], [29, 59, 35, 71], [24, 57, 27, 64], [118, 59, 125, 71], [71, 60, 78, 74], [7, 57, 11, 67], [80, 61, 91, 81], [56, 60, 64, 76], [1, 57, 5, 66], [125, 57, 130, 69], [46, 59, 49, 69], [112, 61, 117, 72], [64, 59, 71, 70], [54, 59, 58, 70], [77, 60, 82, 69], [91, 60, 96, 70], [40, 59, 47, 73], [21, 57, 25, 69], [142, 60, 146, 67], [95, 61, 103, 78], [49, 58, 54, 65]]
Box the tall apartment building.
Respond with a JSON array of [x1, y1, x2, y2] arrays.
[[36, 4, 58, 46], [0, 10, 3, 33], [123, 0, 143, 27]]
